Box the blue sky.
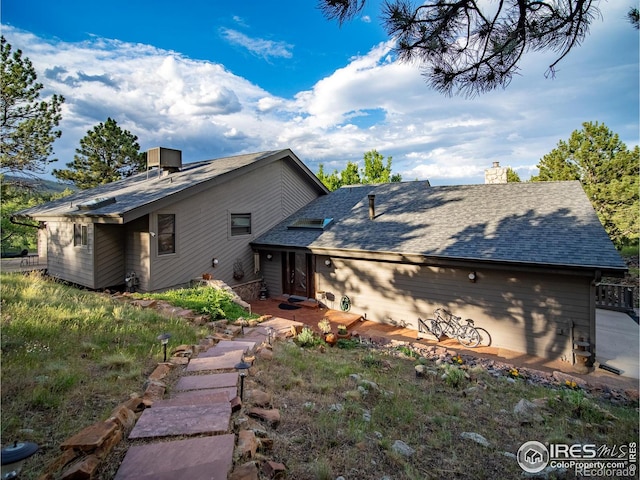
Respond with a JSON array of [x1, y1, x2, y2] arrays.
[[2, 0, 638, 185]]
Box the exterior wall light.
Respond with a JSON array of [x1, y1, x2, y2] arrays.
[[468, 272, 477, 283], [266, 253, 273, 260], [212, 257, 219, 267], [324, 259, 331, 267]]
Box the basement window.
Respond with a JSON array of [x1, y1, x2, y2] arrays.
[[287, 218, 333, 230]]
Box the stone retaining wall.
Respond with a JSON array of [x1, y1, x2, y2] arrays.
[[231, 279, 263, 302]]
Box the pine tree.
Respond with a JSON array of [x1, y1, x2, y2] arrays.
[[53, 118, 145, 189], [531, 122, 639, 245], [0, 36, 64, 176]]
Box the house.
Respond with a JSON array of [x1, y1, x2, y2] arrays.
[[252, 169, 627, 364], [13, 148, 328, 292]]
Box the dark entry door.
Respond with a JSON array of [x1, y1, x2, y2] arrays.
[[283, 252, 312, 298]]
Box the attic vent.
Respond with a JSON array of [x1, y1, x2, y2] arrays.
[[287, 218, 333, 230], [76, 197, 116, 211]]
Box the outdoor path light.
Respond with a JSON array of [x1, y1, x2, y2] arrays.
[[157, 333, 171, 362], [234, 359, 251, 401]]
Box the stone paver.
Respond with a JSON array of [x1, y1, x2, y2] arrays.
[[175, 372, 238, 391], [152, 390, 229, 407], [128, 402, 231, 439], [186, 349, 244, 371], [213, 340, 256, 353], [114, 434, 235, 480], [111, 317, 303, 479]]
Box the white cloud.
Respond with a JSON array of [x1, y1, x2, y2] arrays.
[[219, 28, 293, 60], [2, 2, 637, 186]]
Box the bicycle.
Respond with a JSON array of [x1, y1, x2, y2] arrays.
[[420, 308, 481, 348]]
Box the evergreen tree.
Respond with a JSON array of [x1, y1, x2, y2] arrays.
[[0, 36, 64, 176], [320, 1, 637, 96], [506, 168, 521, 182], [53, 118, 145, 189], [531, 121, 639, 246]]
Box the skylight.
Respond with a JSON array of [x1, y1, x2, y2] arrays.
[[287, 217, 333, 230], [76, 197, 116, 211]]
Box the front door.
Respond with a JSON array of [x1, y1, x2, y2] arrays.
[[283, 252, 312, 298]]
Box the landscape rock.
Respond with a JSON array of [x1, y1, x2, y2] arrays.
[[460, 432, 490, 447], [142, 379, 166, 403], [247, 408, 281, 428], [513, 399, 545, 424], [229, 461, 259, 480], [258, 348, 274, 361], [230, 396, 242, 413], [60, 420, 119, 452], [59, 454, 101, 480], [237, 430, 258, 460], [262, 460, 286, 478], [148, 363, 173, 381], [391, 440, 415, 457], [247, 389, 272, 407], [108, 405, 137, 431]]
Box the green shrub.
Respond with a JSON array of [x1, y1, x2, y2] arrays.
[[337, 338, 360, 349], [296, 327, 317, 347], [442, 365, 466, 388], [133, 286, 254, 319]]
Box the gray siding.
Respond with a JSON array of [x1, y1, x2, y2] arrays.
[[261, 251, 283, 297], [46, 221, 95, 288], [125, 216, 151, 292], [147, 159, 321, 292], [95, 224, 125, 289], [316, 257, 591, 362]]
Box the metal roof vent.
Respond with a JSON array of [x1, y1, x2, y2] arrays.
[[76, 197, 116, 211]]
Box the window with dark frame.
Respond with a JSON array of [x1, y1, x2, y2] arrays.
[[73, 224, 88, 246], [231, 213, 251, 236], [157, 214, 176, 255]]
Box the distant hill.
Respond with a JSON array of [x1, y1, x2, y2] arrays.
[[2, 175, 77, 195]]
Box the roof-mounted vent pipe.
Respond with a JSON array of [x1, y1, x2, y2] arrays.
[[368, 194, 375, 220]]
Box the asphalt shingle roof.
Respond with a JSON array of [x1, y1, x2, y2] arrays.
[[253, 180, 626, 272], [16, 150, 317, 221]]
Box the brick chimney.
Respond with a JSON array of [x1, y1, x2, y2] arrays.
[[485, 161, 508, 184]]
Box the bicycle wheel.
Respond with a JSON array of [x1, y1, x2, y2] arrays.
[[430, 320, 443, 339], [456, 325, 480, 348]]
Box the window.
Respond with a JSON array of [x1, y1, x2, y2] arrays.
[[231, 213, 251, 236], [157, 214, 175, 255], [74, 224, 88, 246]]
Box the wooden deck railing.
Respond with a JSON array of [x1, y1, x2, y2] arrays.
[[595, 283, 635, 312]]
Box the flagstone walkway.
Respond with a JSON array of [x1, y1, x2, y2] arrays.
[[113, 317, 302, 480]]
